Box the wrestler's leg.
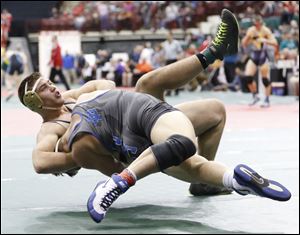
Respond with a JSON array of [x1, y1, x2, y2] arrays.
[[135, 55, 204, 101], [260, 62, 271, 107], [135, 9, 239, 102], [174, 99, 229, 195], [130, 111, 291, 201], [244, 59, 260, 105], [175, 99, 226, 161], [87, 110, 201, 223]]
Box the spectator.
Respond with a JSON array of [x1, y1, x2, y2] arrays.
[[162, 31, 184, 95], [151, 43, 165, 69], [5, 47, 26, 101], [95, 49, 110, 80], [130, 45, 143, 64], [133, 58, 153, 86], [96, 2, 110, 30], [139, 42, 154, 65], [62, 51, 77, 85], [122, 59, 135, 87], [280, 32, 298, 60], [1, 47, 9, 86], [163, 2, 179, 29], [48, 36, 70, 90], [223, 54, 238, 84], [1, 9, 12, 49], [280, 1, 298, 25], [82, 62, 95, 83], [75, 52, 86, 80], [114, 59, 126, 87]]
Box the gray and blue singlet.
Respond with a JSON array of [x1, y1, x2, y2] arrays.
[[68, 90, 178, 164]]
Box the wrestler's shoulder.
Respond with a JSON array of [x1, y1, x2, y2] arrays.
[[38, 121, 66, 138]]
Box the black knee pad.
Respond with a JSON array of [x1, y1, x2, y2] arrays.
[[244, 76, 254, 84], [150, 134, 196, 171], [262, 77, 271, 87]]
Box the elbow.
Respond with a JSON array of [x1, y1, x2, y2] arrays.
[[33, 163, 45, 174], [32, 150, 47, 174]]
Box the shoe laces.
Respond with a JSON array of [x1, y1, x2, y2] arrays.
[[100, 185, 122, 211], [212, 22, 228, 46]]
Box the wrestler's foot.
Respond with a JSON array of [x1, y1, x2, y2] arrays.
[[260, 97, 270, 108], [87, 174, 129, 223], [233, 164, 291, 201], [189, 183, 233, 196], [208, 9, 240, 60], [260, 100, 270, 108], [249, 96, 260, 106]]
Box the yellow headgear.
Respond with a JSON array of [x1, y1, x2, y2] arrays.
[[23, 78, 44, 112]]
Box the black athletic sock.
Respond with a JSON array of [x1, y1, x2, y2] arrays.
[[196, 48, 217, 70]]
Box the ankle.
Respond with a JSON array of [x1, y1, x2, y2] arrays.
[[265, 96, 270, 102], [196, 47, 218, 70], [118, 168, 137, 187], [222, 171, 234, 190]]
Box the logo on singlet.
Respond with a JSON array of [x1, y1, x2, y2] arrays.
[[86, 108, 102, 125], [113, 135, 137, 156]]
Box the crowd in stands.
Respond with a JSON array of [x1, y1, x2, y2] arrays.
[[1, 1, 299, 99], [54, 10, 299, 96], [40, 1, 250, 32], [35, 1, 298, 33]]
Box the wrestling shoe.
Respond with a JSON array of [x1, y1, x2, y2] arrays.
[[249, 96, 260, 106], [189, 183, 233, 196], [208, 9, 240, 60], [87, 174, 129, 223], [233, 164, 291, 201], [260, 100, 270, 108]]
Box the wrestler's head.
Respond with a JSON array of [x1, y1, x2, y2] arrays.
[[253, 15, 263, 30], [18, 72, 64, 113]]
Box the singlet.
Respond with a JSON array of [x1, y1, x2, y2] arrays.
[[68, 89, 178, 164]]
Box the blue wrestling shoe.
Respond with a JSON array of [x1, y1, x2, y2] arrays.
[[233, 164, 291, 201], [87, 174, 129, 223]]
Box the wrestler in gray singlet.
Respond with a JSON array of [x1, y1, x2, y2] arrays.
[[68, 90, 178, 164]]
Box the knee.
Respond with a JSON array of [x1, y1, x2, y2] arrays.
[[244, 75, 254, 84], [135, 72, 154, 93], [151, 134, 196, 171], [209, 99, 226, 124], [262, 77, 271, 87], [135, 69, 160, 93]]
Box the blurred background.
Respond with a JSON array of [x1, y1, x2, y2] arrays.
[[1, 1, 299, 98]]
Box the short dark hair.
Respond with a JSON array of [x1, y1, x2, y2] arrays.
[[18, 72, 42, 107]]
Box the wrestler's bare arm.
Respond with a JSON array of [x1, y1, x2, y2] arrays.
[[70, 134, 126, 176], [241, 27, 254, 48], [32, 125, 78, 174], [33, 80, 116, 174], [62, 80, 116, 100], [263, 26, 278, 47]]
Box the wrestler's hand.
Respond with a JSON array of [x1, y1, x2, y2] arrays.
[[53, 166, 81, 177], [58, 133, 71, 153], [257, 37, 268, 44]]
